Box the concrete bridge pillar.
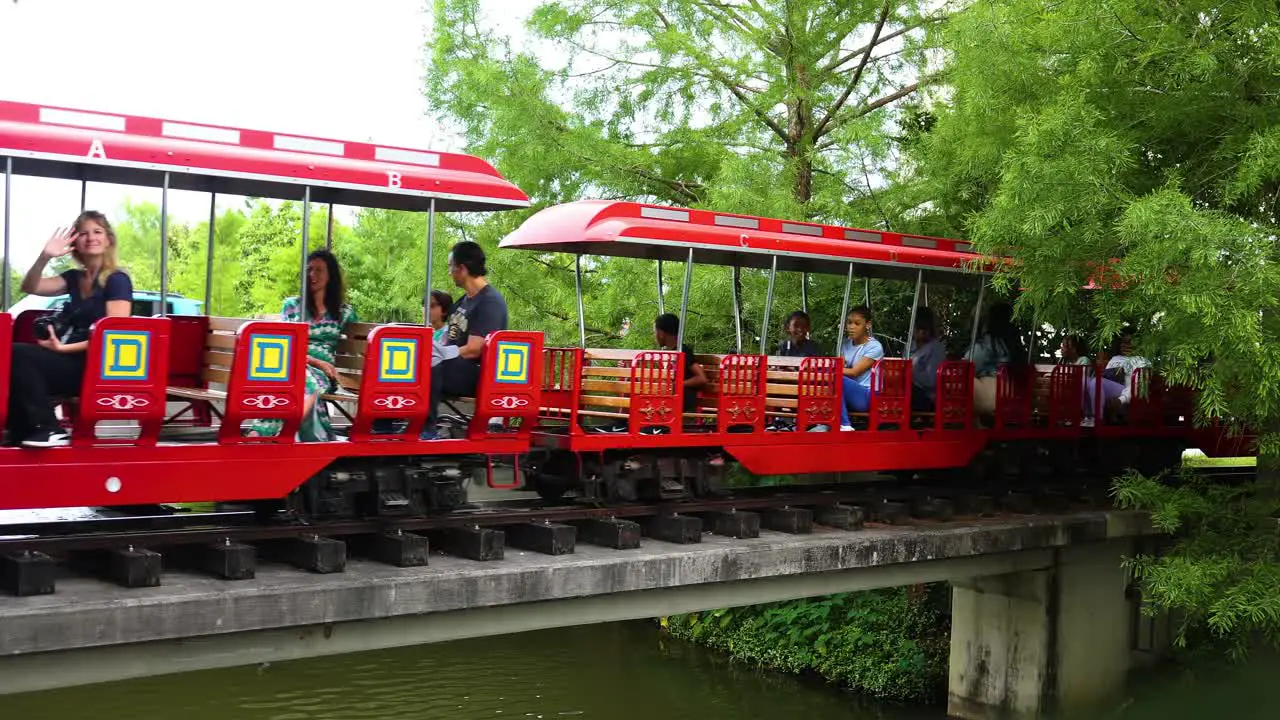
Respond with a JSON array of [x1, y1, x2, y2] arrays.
[[947, 539, 1138, 719]]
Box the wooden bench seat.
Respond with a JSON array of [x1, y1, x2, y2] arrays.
[[162, 316, 310, 442], [549, 348, 842, 433], [560, 348, 988, 430], [166, 315, 246, 404]]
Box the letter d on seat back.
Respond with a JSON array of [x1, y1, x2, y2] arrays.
[[220, 321, 309, 443], [76, 316, 172, 446], [350, 325, 433, 442], [471, 330, 544, 440]]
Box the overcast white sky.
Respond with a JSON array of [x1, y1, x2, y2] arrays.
[[0, 0, 538, 278]]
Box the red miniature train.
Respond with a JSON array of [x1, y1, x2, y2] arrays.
[[0, 100, 1248, 517]]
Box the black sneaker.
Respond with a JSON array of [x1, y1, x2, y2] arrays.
[[21, 429, 70, 448]]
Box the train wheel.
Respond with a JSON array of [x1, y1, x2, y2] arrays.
[[532, 474, 571, 502]]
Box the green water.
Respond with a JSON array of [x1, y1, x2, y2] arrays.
[[6, 622, 1276, 720], [5, 623, 932, 720]]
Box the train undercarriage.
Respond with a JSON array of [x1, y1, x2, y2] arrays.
[[276, 433, 1191, 523]]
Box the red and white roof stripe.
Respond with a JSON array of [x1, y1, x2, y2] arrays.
[[501, 200, 997, 281], [0, 100, 528, 212]]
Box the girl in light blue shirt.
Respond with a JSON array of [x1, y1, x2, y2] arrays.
[[838, 306, 884, 430]]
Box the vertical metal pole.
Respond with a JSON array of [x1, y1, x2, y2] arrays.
[[904, 270, 923, 359], [837, 263, 853, 350], [204, 193, 216, 314], [1028, 310, 1041, 362], [2, 157, 10, 310], [300, 186, 311, 320], [325, 202, 334, 251], [801, 272, 808, 312], [731, 265, 743, 353], [863, 278, 870, 306], [574, 254, 587, 348], [79, 179, 87, 212], [424, 198, 436, 304], [759, 255, 778, 355], [677, 248, 693, 349], [656, 260, 665, 315], [159, 172, 170, 316], [968, 281, 987, 352]]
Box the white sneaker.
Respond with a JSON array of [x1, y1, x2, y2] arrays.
[[1080, 417, 1095, 428], [840, 425, 855, 432], [21, 429, 70, 448]]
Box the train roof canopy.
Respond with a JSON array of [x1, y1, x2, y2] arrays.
[[0, 100, 528, 212], [501, 200, 995, 283]]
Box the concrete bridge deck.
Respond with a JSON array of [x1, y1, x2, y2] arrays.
[[0, 510, 1153, 701]]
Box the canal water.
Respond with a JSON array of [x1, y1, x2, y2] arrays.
[[6, 620, 1278, 719], [7, 622, 932, 720]]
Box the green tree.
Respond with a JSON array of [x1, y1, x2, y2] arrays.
[[426, 0, 957, 352], [173, 207, 250, 316], [904, 0, 1280, 655], [3, 263, 25, 308]]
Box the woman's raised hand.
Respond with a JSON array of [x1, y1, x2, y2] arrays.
[[42, 227, 77, 259]]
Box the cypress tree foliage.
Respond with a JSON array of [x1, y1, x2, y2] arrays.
[[899, 0, 1280, 656]]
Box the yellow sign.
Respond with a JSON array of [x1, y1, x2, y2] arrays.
[[379, 338, 419, 383], [247, 334, 292, 382], [494, 341, 530, 384], [100, 330, 150, 380]]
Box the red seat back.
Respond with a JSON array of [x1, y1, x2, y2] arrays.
[[796, 356, 840, 430], [870, 358, 911, 430], [628, 350, 682, 434], [717, 354, 766, 433], [0, 312, 11, 433], [935, 360, 974, 431], [74, 315, 172, 447], [219, 320, 309, 443], [1048, 364, 1085, 427], [471, 330, 545, 440], [349, 324, 434, 442]]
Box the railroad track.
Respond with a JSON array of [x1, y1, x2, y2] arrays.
[[0, 465, 1253, 597]]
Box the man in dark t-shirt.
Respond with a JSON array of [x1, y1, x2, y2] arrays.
[[654, 313, 707, 413], [425, 241, 508, 436]]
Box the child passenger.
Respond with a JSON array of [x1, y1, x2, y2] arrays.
[[837, 306, 883, 431], [909, 308, 944, 411], [776, 311, 821, 357], [966, 302, 1027, 416], [1083, 327, 1148, 426]]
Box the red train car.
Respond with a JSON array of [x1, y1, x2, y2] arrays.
[[500, 200, 1228, 502], [0, 101, 1249, 518], [0, 100, 542, 512]]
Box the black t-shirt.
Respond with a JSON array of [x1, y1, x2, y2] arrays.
[[446, 284, 508, 364], [776, 338, 820, 358], [677, 344, 699, 412], [56, 269, 133, 339]]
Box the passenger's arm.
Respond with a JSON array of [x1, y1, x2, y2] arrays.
[[459, 333, 486, 360], [686, 361, 708, 390], [843, 342, 884, 380], [103, 273, 133, 319], [844, 358, 877, 378], [21, 228, 78, 296]]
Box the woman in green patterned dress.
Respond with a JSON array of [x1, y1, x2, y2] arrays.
[[249, 250, 357, 442]]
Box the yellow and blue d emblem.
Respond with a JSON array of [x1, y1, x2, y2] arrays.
[[247, 333, 292, 382], [100, 330, 150, 381], [494, 341, 530, 384], [378, 338, 419, 384]]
